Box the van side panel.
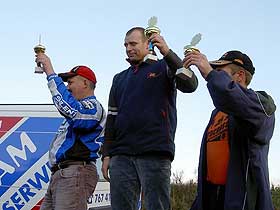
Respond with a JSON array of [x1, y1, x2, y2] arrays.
[[0, 116, 63, 210], [0, 105, 111, 210]]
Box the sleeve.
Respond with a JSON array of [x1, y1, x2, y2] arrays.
[[206, 70, 276, 142], [102, 75, 118, 158], [163, 49, 198, 93], [47, 74, 103, 131]]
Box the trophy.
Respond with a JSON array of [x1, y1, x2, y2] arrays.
[[34, 35, 46, 74], [144, 16, 161, 63], [176, 33, 202, 80]]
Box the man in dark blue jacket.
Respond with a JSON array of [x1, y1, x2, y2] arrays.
[[183, 50, 276, 210], [101, 27, 198, 210]]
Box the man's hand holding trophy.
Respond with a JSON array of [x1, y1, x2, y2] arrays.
[[176, 33, 202, 80], [144, 16, 161, 63], [34, 36, 55, 76], [34, 36, 46, 74]]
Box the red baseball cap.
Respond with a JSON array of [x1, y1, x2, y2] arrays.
[[58, 65, 97, 84]]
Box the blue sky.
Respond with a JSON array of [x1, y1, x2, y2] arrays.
[[0, 0, 279, 184]]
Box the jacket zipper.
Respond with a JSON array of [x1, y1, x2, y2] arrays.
[[242, 158, 250, 210]]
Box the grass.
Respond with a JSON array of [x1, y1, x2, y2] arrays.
[[140, 171, 280, 210]]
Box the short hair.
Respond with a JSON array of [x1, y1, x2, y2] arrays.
[[77, 75, 96, 90], [228, 64, 253, 86], [125, 27, 147, 41], [89, 81, 96, 90]]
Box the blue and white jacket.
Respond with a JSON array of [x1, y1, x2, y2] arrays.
[[47, 74, 106, 166]]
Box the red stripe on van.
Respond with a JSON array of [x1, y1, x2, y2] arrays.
[[32, 199, 43, 210], [0, 117, 23, 138]]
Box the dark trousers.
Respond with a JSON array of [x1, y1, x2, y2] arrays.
[[204, 182, 225, 210], [109, 155, 171, 210]]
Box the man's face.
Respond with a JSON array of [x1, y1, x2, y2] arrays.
[[216, 65, 233, 76], [67, 76, 86, 100], [216, 64, 245, 85], [124, 30, 149, 64]]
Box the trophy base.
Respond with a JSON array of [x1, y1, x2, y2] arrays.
[[143, 53, 158, 64], [34, 66, 44, 74], [176, 67, 193, 80]]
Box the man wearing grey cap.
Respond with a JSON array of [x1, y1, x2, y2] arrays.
[[183, 50, 276, 210]]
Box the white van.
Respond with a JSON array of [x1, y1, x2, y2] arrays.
[[0, 104, 111, 210]]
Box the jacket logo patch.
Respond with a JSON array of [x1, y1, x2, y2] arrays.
[[147, 72, 161, 79], [81, 100, 96, 109]]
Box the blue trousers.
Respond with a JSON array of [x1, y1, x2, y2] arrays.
[[109, 155, 171, 210]]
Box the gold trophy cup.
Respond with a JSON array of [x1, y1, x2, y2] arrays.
[[34, 36, 46, 74], [176, 33, 202, 80], [144, 16, 161, 63]]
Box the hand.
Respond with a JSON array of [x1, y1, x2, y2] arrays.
[[101, 156, 110, 182], [149, 33, 170, 56], [183, 51, 213, 79], [35, 53, 55, 75]]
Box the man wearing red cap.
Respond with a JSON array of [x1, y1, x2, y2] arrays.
[[35, 54, 106, 210], [183, 50, 276, 210]]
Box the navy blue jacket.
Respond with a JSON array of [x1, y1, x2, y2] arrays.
[[191, 70, 276, 210], [103, 50, 198, 160]]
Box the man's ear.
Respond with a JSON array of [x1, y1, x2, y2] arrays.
[[236, 70, 246, 85], [238, 69, 246, 79], [145, 40, 149, 49], [83, 79, 89, 88]]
